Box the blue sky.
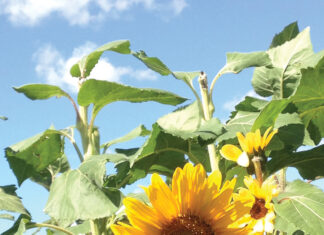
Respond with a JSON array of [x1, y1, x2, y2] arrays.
[[1, 0, 324, 233]]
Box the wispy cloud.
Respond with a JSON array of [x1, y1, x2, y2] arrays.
[[0, 0, 188, 26], [33, 42, 158, 93], [223, 90, 265, 112]]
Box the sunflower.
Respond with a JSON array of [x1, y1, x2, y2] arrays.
[[111, 163, 253, 235], [220, 127, 277, 167], [233, 176, 279, 234]]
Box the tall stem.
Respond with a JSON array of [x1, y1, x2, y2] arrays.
[[198, 72, 219, 172], [279, 167, 287, 191], [252, 156, 263, 186]]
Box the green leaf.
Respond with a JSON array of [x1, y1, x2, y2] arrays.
[[221, 51, 271, 74], [30, 154, 70, 190], [270, 21, 299, 48], [78, 79, 187, 118], [5, 129, 64, 185], [252, 27, 314, 98], [79, 154, 125, 187], [44, 169, 121, 227], [2, 214, 31, 235], [274, 214, 305, 235], [71, 40, 131, 78], [252, 99, 290, 131], [132, 50, 172, 76], [291, 57, 324, 138], [0, 116, 8, 121], [0, 185, 29, 215], [274, 180, 324, 235], [101, 125, 150, 151], [267, 144, 324, 180], [172, 71, 201, 86], [0, 213, 15, 220], [13, 84, 68, 100], [47, 221, 91, 235]]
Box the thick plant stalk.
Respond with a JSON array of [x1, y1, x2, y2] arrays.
[[252, 156, 263, 186], [198, 72, 219, 172]]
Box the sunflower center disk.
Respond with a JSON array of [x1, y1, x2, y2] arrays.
[[161, 215, 214, 235], [250, 198, 268, 220]]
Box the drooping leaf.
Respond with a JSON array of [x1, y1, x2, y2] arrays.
[[78, 79, 187, 118], [251, 99, 290, 131], [172, 71, 201, 85], [0, 185, 29, 215], [5, 130, 64, 185], [267, 144, 324, 180], [220, 51, 271, 74], [101, 125, 150, 151], [274, 180, 324, 235], [2, 214, 31, 235], [270, 21, 299, 48], [13, 84, 69, 100], [0, 116, 8, 120], [44, 169, 121, 227], [252, 27, 314, 99], [70, 40, 131, 78], [291, 57, 324, 138], [132, 50, 172, 76], [0, 213, 14, 220]]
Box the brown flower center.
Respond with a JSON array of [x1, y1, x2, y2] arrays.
[[250, 198, 268, 220], [161, 215, 214, 235]]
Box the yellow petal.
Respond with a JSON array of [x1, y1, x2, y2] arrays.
[[264, 129, 278, 147], [237, 132, 249, 152], [261, 126, 272, 149], [237, 151, 249, 167], [220, 144, 243, 162]]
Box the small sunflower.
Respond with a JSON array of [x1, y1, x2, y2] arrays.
[[233, 176, 279, 234], [111, 163, 252, 235], [220, 127, 277, 167]]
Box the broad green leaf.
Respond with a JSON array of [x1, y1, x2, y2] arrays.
[[5, 130, 64, 185], [291, 57, 324, 137], [78, 79, 187, 118], [270, 21, 299, 48], [44, 169, 121, 227], [47, 221, 91, 235], [220, 159, 248, 190], [79, 154, 126, 187], [70, 40, 131, 78], [2, 214, 30, 235], [101, 125, 150, 151], [13, 84, 68, 100], [172, 71, 200, 84], [229, 96, 268, 119], [267, 144, 324, 180], [220, 51, 271, 74], [217, 111, 259, 142], [252, 27, 314, 99], [132, 50, 172, 75], [0, 185, 29, 215], [274, 180, 324, 235], [252, 99, 290, 131], [274, 214, 305, 235]]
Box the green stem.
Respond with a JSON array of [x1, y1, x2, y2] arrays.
[[26, 223, 74, 235], [59, 130, 83, 162], [198, 72, 219, 172], [252, 156, 263, 186], [90, 220, 100, 235], [279, 167, 287, 191]]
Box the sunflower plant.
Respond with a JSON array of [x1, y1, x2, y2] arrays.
[[1, 21, 324, 235]]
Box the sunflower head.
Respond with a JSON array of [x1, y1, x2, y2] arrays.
[[234, 175, 279, 233], [111, 163, 252, 235], [220, 127, 277, 167]]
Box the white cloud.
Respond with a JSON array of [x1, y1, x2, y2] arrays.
[[0, 0, 188, 26], [223, 90, 265, 112], [33, 42, 158, 93]]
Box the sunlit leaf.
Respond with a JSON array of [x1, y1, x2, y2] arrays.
[[132, 50, 172, 75], [44, 169, 121, 227], [221, 51, 271, 74], [252, 27, 314, 98], [13, 84, 69, 100], [5, 130, 64, 185], [0, 185, 29, 215], [70, 40, 131, 78], [78, 79, 187, 118], [274, 180, 324, 235], [2, 214, 30, 235], [173, 71, 200, 85]]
